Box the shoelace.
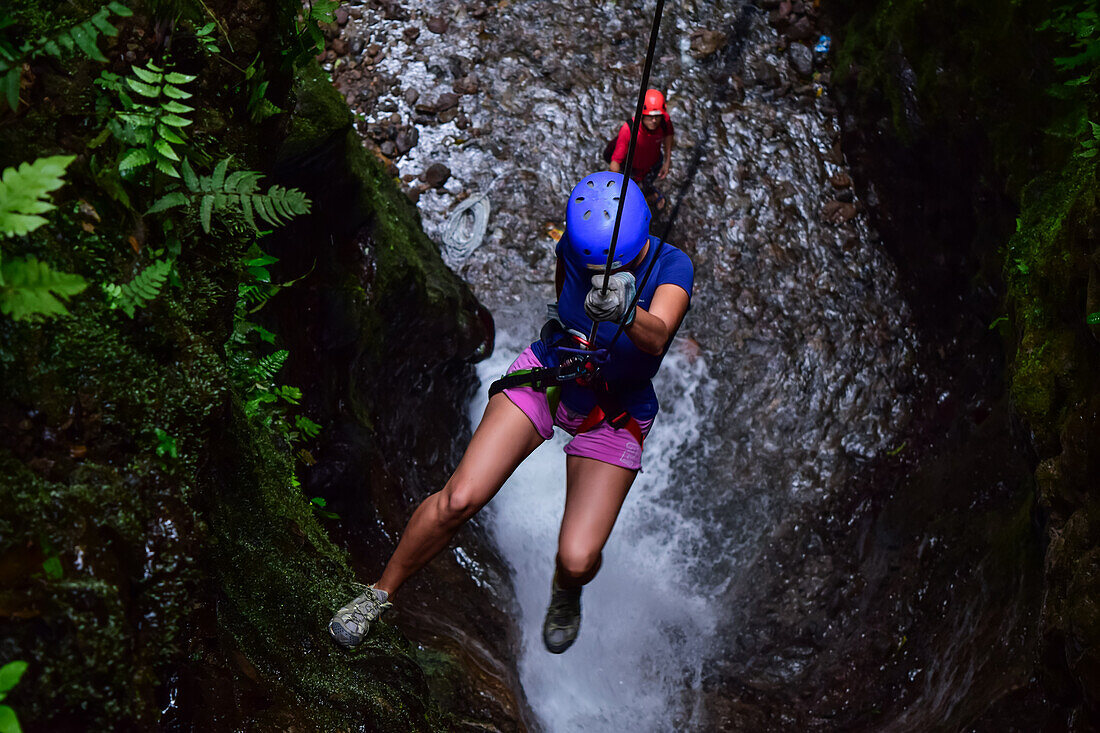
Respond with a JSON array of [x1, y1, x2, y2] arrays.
[[345, 593, 389, 627]]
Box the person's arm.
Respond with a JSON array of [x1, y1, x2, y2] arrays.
[[608, 123, 630, 173], [658, 133, 674, 179], [624, 283, 689, 355]]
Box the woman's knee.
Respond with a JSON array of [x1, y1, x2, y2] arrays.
[[557, 545, 602, 579], [436, 479, 485, 525]]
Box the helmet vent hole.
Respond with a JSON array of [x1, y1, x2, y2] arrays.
[[575, 196, 585, 201], [612, 196, 620, 201], [603, 248, 609, 254], [603, 210, 610, 220], [583, 210, 592, 220], [583, 248, 591, 255], [586, 180, 595, 188]]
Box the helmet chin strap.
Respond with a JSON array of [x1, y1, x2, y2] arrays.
[[589, 0, 668, 347]]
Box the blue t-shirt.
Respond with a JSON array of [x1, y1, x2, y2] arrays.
[[531, 236, 694, 421]]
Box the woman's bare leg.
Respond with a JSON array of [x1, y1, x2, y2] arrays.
[[375, 393, 544, 597], [555, 455, 638, 589]]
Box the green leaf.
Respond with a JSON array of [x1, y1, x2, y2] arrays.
[[241, 194, 256, 231], [3, 69, 19, 111], [311, 496, 327, 508], [118, 148, 151, 171], [156, 122, 185, 145], [0, 662, 27, 694], [70, 24, 107, 62], [155, 157, 180, 178], [212, 159, 228, 190], [161, 100, 194, 114], [181, 159, 198, 191], [147, 192, 188, 214], [126, 77, 161, 98], [131, 65, 162, 84], [107, 1, 134, 17], [0, 704, 20, 733], [42, 555, 62, 580], [154, 139, 180, 162], [0, 256, 87, 320], [90, 12, 119, 38], [1088, 311, 1100, 325], [162, 84, 192, 100], [160, 114, 192, 127], [200, 194, 213, 232], [164, 71, 197, 84], [0, 155, 76, 237]]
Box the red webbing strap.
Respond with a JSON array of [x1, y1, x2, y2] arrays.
[[576, 406, 645, 447]]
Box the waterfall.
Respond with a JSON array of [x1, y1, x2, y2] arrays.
[[471, 330, 718, 731]]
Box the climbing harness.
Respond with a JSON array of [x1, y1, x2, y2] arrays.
[[488, 0, 669, 446], [487, 320, 646, 446]]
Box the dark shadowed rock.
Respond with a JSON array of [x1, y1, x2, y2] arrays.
[[788, 42, 813, 77], [403, 87, 419, 106], [421, 163, 451, 188], [830, 172, 852, 189], [334, 6, 349, 25], [822, 200, 858, 223], [427, 16, 449, 34], [435, 92, 460, 111], [690, 28, 726, 59], [403, 26, 419, 43], [395, 127, 418, 154], [786, 16, 815, 41], [380, 140, 396, 158]]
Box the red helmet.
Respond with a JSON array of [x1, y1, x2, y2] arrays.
[[642, 89, 666, 116]]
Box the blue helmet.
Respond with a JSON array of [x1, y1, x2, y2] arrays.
[[563, 171, 651, 271]]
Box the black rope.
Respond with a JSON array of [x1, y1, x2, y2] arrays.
[[588, 0, 667, 345]]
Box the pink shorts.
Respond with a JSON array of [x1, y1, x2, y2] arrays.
[[501, 347, 653, 470]]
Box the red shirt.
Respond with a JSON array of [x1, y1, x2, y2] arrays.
[[611, 113, 674, 180]]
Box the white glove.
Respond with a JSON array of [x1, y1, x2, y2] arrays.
[[584, 272, 637, 324]]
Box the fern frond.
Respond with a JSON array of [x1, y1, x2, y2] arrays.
[[103, 258, 171, 317], [0, 255, 87, 320], [254, 349, 288, 382], [0, 155, 76, 238], [0, 2, 133, 111]]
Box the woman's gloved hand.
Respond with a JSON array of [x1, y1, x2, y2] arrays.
[[584, 272, 637, 325]]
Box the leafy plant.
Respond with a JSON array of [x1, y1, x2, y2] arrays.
[[310, 496, 339, 520], [102, 258, 172, 316], [96, 62, 196, 178], [0, 1, 133, 111], [0, 155, 76, 240], [1078, 119, 1100, 157], [193, 21, 220, 54], [41, 555, 63, 580], [297, 0, 339, 57], [154, 427, 178, 458], [0, 659, 27, 733], [149, 159, 310, 233], [243, 55, 282, 123], [0, 256, 87, 321]]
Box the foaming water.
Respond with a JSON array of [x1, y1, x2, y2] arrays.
[[471, 330, 717, 731]]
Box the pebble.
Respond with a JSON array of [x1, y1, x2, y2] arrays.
[[403, 26, 420, 43], [822, 200, 858, 223], [381, 141, 397, 157], [427, 16, 449, 34], [404, 88, 420, 106], [331, 37, 348, 56], [335, 7, 349, 25], [830, 172, 852, 189], [395, 128, 419, 154], [690, 28, 726, 59], [788, 42, 813, 77], [435, 92, 461, 111], [421, 163, 451, 188]]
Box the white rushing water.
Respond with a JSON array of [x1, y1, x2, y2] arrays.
[[469, 330, 719, 731]]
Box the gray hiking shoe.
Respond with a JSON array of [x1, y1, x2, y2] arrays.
[[542, 579, 581, 654], [329, 586, 391, 649]]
